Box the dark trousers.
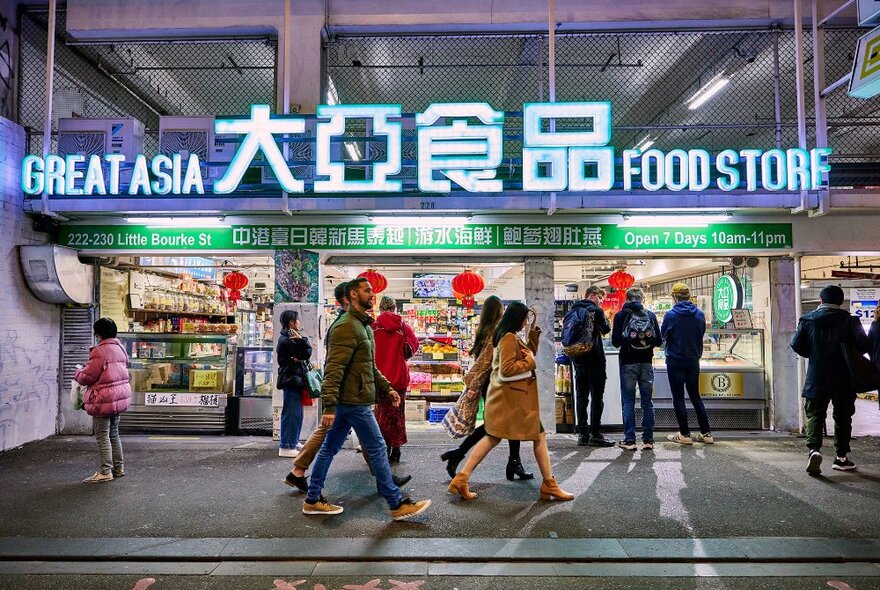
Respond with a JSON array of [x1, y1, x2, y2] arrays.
[[805, 395, 856, 457], [457, 424, 521, 460], [573, 358, 607, 437], [666, 361, 711, 436]]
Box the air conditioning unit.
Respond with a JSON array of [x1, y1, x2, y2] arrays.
[[58, 117, 144, 160], [20, 245, 94, 305], [159, 117, 236, 182]]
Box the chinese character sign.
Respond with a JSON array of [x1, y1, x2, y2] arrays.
[[23, 101, 833, 197]]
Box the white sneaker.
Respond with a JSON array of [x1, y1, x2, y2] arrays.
[[279, 448, 299, 458], [83, 471, 113, 483]]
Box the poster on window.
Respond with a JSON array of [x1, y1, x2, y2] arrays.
[[274, 250, 318, 303]]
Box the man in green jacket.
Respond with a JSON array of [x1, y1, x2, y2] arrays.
[[303, 277, 431, 521]]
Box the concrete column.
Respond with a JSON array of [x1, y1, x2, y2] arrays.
[[286, 2, 325, 115], [769, 257, 800, 433], [523, 258, 556, 431]]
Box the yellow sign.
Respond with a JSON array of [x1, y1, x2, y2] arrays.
[[192, 370, 219, 389], [850, 26, 880, 98], [699, 372, 744, 398], [432, 352, 445, 360]]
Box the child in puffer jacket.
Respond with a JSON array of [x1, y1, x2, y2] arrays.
[[74, 318, 131, 483]]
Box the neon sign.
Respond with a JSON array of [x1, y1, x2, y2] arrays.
[[22, 102, 832, 197]]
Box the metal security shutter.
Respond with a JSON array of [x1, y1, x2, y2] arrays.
[[637, 408, 764, 430], [60, 306, 96, 392]]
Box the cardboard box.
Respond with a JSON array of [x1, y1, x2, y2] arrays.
[[555, 396, 566, 423], [129, 368, 152, 392], [188, 369, 225, 392], [405, 399, 427, 421]]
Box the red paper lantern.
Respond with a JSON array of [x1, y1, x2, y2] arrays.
[[602, 291, 624, 314], [452, 289, 465, 301], [452, 269, 485, 309], [223, 271, 249, 304], [357, 269, 388, 294], [608, 270, 635, 291]]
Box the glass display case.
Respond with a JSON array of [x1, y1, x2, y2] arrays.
[[653, 328, 764, 371], [117, 333, 232, 433]]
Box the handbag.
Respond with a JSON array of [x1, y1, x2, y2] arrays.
[[397, 329, 414, 360], [442, 389, 480, 438], [302, 361, 324, 398], [300, 388, 313, 407], [70, 379, 86, 411], [840, 342, 880, 393]]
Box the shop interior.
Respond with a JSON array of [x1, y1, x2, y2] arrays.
[[95, 253, 774, 435]]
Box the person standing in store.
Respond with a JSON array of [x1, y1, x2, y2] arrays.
[[661, 282, 713, 445], [75, 318, 131, 483], [448, 301, 574, 502], [284, 282, 412, 492], [277, 310, 312, 458], [440, 295, 534, 481], [868, 307, 880, 375], [372, 295, 419, 464], [303, 277, 431, 520], [611, 287, 662, 451], [791, 285, 869, 474], [562, 286, 614, 447]]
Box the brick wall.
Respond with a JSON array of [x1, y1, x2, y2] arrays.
[[0, 117, 62, 451]]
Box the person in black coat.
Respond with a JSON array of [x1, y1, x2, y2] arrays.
[[868, 307, 880, 373], [277, 309, 312, 458], [791, 285, 869, 475], [562, 285, 613, 447]]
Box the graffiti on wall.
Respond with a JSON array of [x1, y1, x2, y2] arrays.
[[0, 330, 58, 448]]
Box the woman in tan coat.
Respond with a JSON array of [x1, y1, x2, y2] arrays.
[[448, 301, 574, 502], [440, 296, 533, 481]]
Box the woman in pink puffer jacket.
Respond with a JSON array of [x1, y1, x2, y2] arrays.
[[74, 318, 131, 483]]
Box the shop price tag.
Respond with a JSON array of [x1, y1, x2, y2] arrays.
[[433, 352, 445, 360], [440, 388, 451, 396], [192, 370, 218, 389]]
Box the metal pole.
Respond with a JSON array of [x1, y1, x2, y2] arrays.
[[547, 0, 557, 216], [282, 0, 292, 216], [793, 0, 809, 212], [812, 0, 830, 215], [40, 0, 57, 217], [773, 29, 783, 149]]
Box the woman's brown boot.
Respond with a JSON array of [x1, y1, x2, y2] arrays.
[[447, 472, 477, 500], [540, 477, 574, 501]]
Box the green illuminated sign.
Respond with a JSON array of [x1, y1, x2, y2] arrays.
[[713, 274, 743, 324], [59, 223, 793, 252]]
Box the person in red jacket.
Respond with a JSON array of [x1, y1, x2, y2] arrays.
[[372, 295, 419, 463], [74, 318, 132, 483]]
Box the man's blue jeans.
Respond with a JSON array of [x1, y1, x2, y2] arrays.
[[306, 404, 402, 509], [620, 363, 655, 443], [666, 361, 711, 436]]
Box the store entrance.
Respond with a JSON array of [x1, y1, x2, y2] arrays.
[[323, 254, 771, 433]]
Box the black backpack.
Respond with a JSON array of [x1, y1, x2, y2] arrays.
[[623, 310, 655, 351]]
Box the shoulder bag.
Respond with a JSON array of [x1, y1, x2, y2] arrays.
[[840, 342, 880, 394], [301, 360, 324, 398]]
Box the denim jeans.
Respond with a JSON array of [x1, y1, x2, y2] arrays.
[[666, 361, 711, 436], [280, 387, 304, 450], [307, 404, 402, 509], [93, 414, 123, 475], [620, 363, 655, 443]]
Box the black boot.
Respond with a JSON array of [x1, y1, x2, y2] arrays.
[[392, 473, 412, 488], [577, 431, 590, 446], [389, 447, 401, 464], [506, 458, 534, 481], [440, 449, 464, 479]]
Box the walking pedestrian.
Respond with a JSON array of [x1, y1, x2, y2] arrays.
[[447, 302, 574, 502], [75, 318, 131, 483], [611, 287, 662, 451], [440, 295, 534, 481], [661, 282, 713, 445], [791, 285, 869, 474], [302, 277, 431, 520], [284, 282, 411, 492], [277, 310, 312, 458], [372, 295, 419, 463], [562, 286, 614, 447]]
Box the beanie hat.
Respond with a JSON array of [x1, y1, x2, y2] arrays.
[[819, 285, 844, 306]]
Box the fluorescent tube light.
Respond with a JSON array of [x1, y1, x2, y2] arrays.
[[345, 142, 362, 162], [634, 135, 656, 151], [685, 73, 730, 110], [617, 214, 731, 228], [371, 215, 470, 228], [126, 217, 230, 228]]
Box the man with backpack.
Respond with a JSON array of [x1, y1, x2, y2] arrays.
[[611, 287, 662, 451], [562, 286, 614, 447]]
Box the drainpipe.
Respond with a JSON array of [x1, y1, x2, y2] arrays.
[[810, 0, 829, 216], [792, 0, 809, 213], [40, 0, 57, 218], [281, 0, 293, 216]]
